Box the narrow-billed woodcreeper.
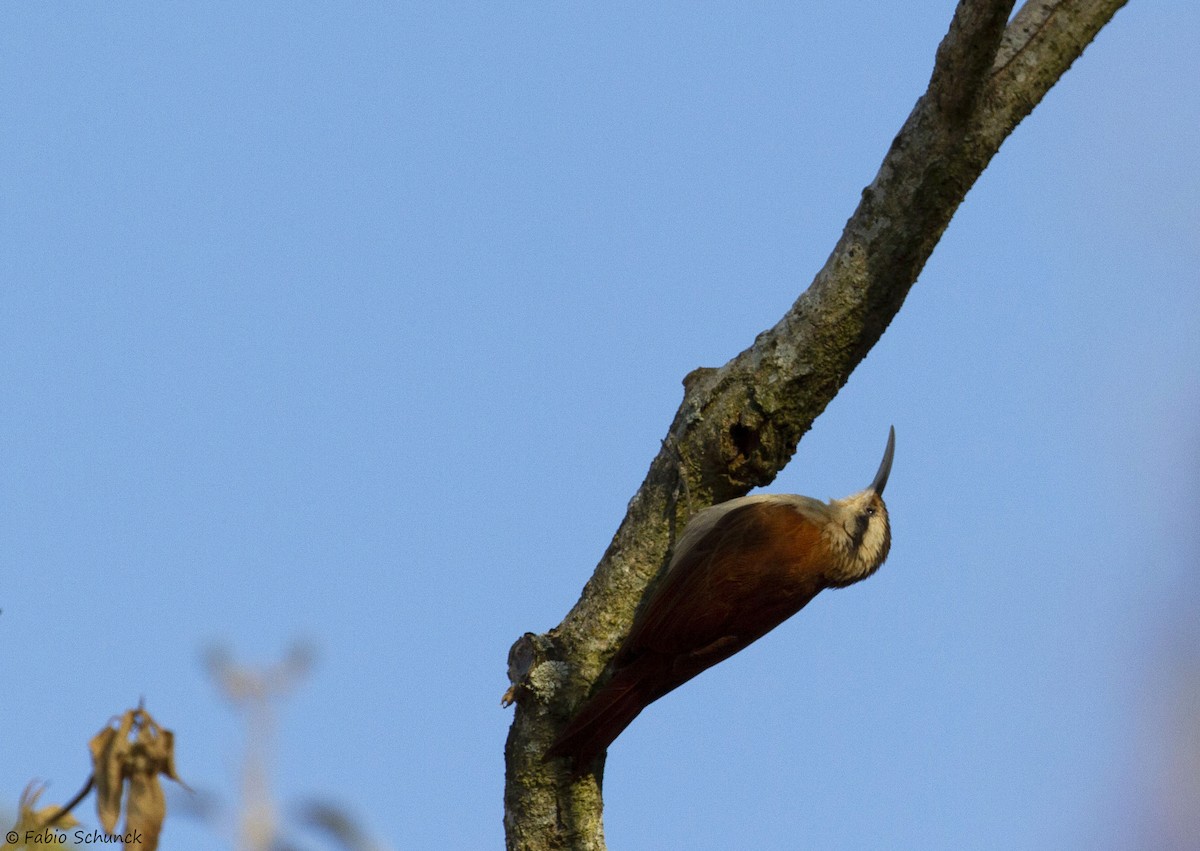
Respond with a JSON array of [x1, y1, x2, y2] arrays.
[[547, 427, 895, 771]]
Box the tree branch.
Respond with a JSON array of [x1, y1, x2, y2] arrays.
[[931, 0, 1016, 121], [503, 1, 1128, 848]]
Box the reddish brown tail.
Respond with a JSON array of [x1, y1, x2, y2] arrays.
[[544, 656, 668, 773]]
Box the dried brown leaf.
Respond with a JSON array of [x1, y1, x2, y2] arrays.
[[5, 782, 79, 849], [86, 707, 187, 843], [159, 729, 185, 785], [125, 772, 166, 851], [88, 723, 125, 833]]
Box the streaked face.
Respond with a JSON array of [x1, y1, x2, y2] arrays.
[[824, 490, 891, 586]]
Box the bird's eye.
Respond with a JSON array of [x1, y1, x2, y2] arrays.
[[865, 507, 876, 517]]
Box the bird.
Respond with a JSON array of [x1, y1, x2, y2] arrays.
[[546, 426, 895, 773]]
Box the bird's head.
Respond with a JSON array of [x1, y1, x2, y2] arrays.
[[822, 426, 894, 587]]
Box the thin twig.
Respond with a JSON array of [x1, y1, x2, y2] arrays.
[[40, 774, 95, 829]]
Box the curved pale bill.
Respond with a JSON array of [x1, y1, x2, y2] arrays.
[[868, 426, 896, 495]]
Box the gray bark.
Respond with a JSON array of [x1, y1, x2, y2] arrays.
[[503, 1, 1129, 848]]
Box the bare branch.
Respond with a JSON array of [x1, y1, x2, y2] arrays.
[[931, 0, 1016, 121], [503, 2, 1129, 848], [37, 775, 95, 830]]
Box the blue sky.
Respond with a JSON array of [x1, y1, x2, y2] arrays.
[[2, 3, 1198, 850]]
